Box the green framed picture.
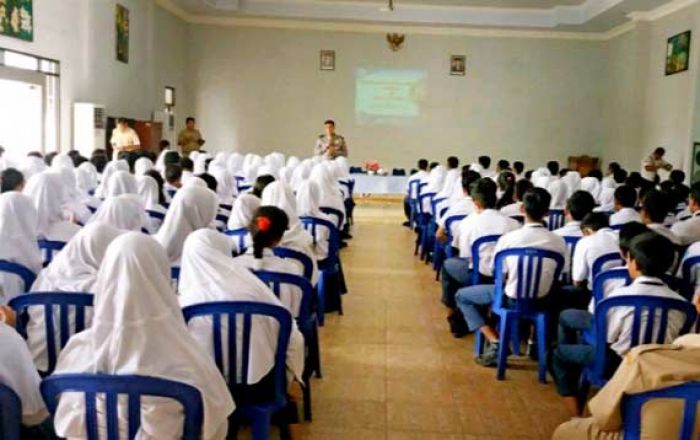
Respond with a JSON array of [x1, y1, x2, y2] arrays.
[[0, 0, 33, 41], [116, 4, 129, 64], [666, 30, 691, 76]]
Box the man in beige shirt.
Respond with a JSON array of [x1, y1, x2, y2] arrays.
[[553, 334, 700, 440], [314, 119, 348, 159], [177, 117, 205, 156], [109, 118, 140, 160]]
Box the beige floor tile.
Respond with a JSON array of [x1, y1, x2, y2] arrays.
[[388, 430, 462, 440], [387, 401, 461, 433]]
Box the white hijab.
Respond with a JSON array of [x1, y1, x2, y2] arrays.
[[23, 172, 69, 240], [309, 164, 345, 214], [94, 160, 128, 198], [296, 180, 325, 218], [532, 167, 552, 189], [19, 156, 47, 180], [561, 171, 582, 198], [194, 153, 211, 175], [289, 162, 312, 192], [89, 194, 147, 232], [104, 170, 138, 198], [75, 162, 99, 195], [209, 164, 236, 203], [155, 149, 176, 174], [227, 193, 260, 230], [134, 157, 154, 176], [154, 186, 218, 263], [581, 176, 602, 200], [52, 233, 234, 440], [227, 153, 244, 176], [136, 175, 161, 210]]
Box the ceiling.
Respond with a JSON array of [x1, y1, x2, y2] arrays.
[[166, 0, 682, 33]]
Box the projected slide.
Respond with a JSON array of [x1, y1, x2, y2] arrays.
[[355, 68, 427, 125]]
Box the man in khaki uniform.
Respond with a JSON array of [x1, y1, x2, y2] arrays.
[[314, 119, 348, 159], [177, 117, 205, 156]]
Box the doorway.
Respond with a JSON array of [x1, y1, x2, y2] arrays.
[[0, 78, 43, 163]]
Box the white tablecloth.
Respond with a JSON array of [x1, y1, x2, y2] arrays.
[[352, 175, 409, 195]]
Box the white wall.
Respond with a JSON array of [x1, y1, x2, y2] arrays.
[[189, 25, 606, 169], [0, 0, 191, 151]]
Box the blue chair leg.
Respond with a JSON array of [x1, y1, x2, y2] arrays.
[[249, 411, 271, 440], [497, 314, 511, 381], [510, 318, 521, 356], [473, 331, 485, 357], [316, 283, 326, 327], [536, 313, 548, 384]]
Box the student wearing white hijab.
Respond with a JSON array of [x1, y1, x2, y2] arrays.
[[261, 182, 318, 284], [423, 165, 447, 213], [209, 163, 237, 205], [89, 194, 148, 232], [19, 155, 47, 180], [193, 153, 211, 175], [75, 162, 99, 196], [103, 170, 138, 198], [154, 185, 218, 264], [134, 157, 154, 176], [27, 223, 124, 372], [0, 192, 42, 303], [0, 321, 50, 430], [94, 160, 129, 199], [51, 233, 235, 439], [289, 161, 312, 192], [309, 163, 346, 226], [296, 180, 332, 261], [136, 175, 166, 233], [561, 170, 582, 199], [227, 153, 244, 178], [580, 174, 602, 201], [24, 172, 81, 242], [52, 164, 92, 225], [226, 193, 260, 253]]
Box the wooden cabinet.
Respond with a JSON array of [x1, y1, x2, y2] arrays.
[[133, 121, 163, 155], [568, 155, 599, 177]]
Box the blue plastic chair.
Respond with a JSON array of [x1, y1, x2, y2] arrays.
[[220, 203, 233, 212], [0, 384, 21, 440], [273, 247, 314, 282], [320, 207, 345, 230], [561, 236, 581, 284], [9, 292, 94, 373], [470, 234, 502, 286], [680, 255, 700, 300], [622, 381, 700, 440], [171, 267, 181, 291], [610, 223, 624, 231], [182, 301, 291, 440], [145, 209, 165, 222], [225, 227, 250, 255], [583, 295, 697, 388], [510, 215, 525, 225], [41, 374, 204, 440], [474, 247, 564, 383], [592, 252, 625, 281], [432, 214, 468, 280], [408, 182, 428, 229], [547, 209, 566, 231], [299, 216, 344, 325], [0, 260, 36, 294], [253, 270, 318, 421], [38, 240, 66, 267], [591, 267, 631, 307], [166, 188, 178, 199], [415, 191, 436, 258]]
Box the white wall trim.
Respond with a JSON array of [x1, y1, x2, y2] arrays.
[[628, 0, 697, 22]]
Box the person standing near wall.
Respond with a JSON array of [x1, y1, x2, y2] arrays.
[[315, 119, 348, 159], [641, 147, 672, 186], [177, 117, 205, 157], [109, 118, 141, 161]]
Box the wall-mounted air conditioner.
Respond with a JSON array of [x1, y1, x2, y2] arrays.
[[73, 103, 106, 157]]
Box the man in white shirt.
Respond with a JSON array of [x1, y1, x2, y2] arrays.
[[601, 161, 621, 190], [455, 187, 567, 366], [670, 182, 700, 245], [435, 156, 460, 201], [109, 118, 141, 160], [546, 161, 568, 209], [440, 178, 520, 336], [551, 232, 687, 417], [641, 147, 672, 185], [435, 170, 479, 246], [609, 185, 641, 227], [641, 189, 681, 245], [403, 159, 429, 226], [554, 191, 596, 281]]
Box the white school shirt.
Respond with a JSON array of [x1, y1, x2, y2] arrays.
[[609, 208, 641, 227], [571, 228, 620, 290], [0, 322, 49, 426], [547, 178, 568, 209], [553, 221, 583, 238], [670, 211, 700, 246], [492, 223, 568, 299], [606, 276, 687, 356], [679, 242, 700, 301], [598, 187, 616, 212], [438, 196, 475, 241], [500, 202, 523, 218], [454, 209, 520, 276], [647, 223, 681, 245]]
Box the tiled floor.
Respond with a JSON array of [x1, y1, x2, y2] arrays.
[[302, 201, 571, 440]]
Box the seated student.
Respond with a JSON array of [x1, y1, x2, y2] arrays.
[[0, 320, 52, 437], [609, 185, 641, 227], [435, 170, 479, 245], [296, 180, 333, 261], [309, 163, 346, 226], [26, 223, 124, 372], [154, 186, 218, 265], [456, 187, 568, 366], [597, 168, 627, 212], [1, 167, 25, 192], [436, 156, 461, 202], [513, 161, 525, 181], [24, 172, 81, 243], [137, 174, 167, 233], [553, 334, 700, 440], [164, 163, 183, 198], [669, 169, 690, 207], [495, 159, 510, 174], [235, 207, 307, 315], [495, 171, 516, 210], [103, 170, 138, 198], [554, 191, 596, 238], [678, 238, 700, 303], [670, 181, 700, 245], [180, 156, 195, 185], [88, 194, 148, 232], [499, 178, 533, 218], [403, 158, 430, 224], [50, 233, 234, 439], [144, 169, 168, 207], [551, 232, 687, 417], [441, 178, 521, 336], [472, 155, 495, 180], [179, 228, 304, 440], [252, 174, 276, 198], [546, 161, 568, 209], [580, 169, 603, 201], [640, 189, 681, 245], [601, 162, 620, 189]]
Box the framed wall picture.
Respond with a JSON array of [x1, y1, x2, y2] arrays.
[[450, 55, 466, 76], [320, 50, 335, 71], [666, 30, 691, 76], [0, 0, 34, 41], [116, 4, 130, 63]]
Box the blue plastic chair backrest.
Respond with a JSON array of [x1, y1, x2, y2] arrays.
[[492, 247, 565, 310], [681, 255, 700, 289], [319, 207, 344, 229], [470, 234, 502, 285], [339, 180, 354, 198], [0, 383, 21, 440], [253, 270, 313, 320], [561, 236, 582, 283], [273, 247, 314, 282], [0, 260, 36, 293], [622, 381, 700, 440], [407, 180, 421, 200], [41, 374, 204, 440], [547, 209, 566, 231], [592, 267, 631, 306], [592, 252, 625, 280], [166, 188, 177, 198], [9, 292, 94, 373], [444, 214, 468, 242], [38, 240, 66, 267], [219, 203, 233, 212], [417, 192, 436, 216], [299, 216, 340, 264], [171, 267, 181, 290], [610, 224, 624, 231], [224, 227, 249, 254], [145, 209, 165, 221], [182, 301, 291, 400], [431, 197, 447, 218]]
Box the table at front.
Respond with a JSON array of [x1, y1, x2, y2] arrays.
[[351, 175, 409, 195]]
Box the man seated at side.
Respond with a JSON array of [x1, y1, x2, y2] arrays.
[[670, 181, 700, 245]]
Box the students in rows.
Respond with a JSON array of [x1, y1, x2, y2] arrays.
[[640, 189, 681, 245], [609, 185, 641, 227], [455, 187, 568, 366], [434, 170, 478, 246], [296, 180, 333, 261], [89, 194, 148, 232], [499, 179, 533, 218], [553, 191, 595, 238], [551, 232, 688, 417], [670, 181, 700, 245]]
